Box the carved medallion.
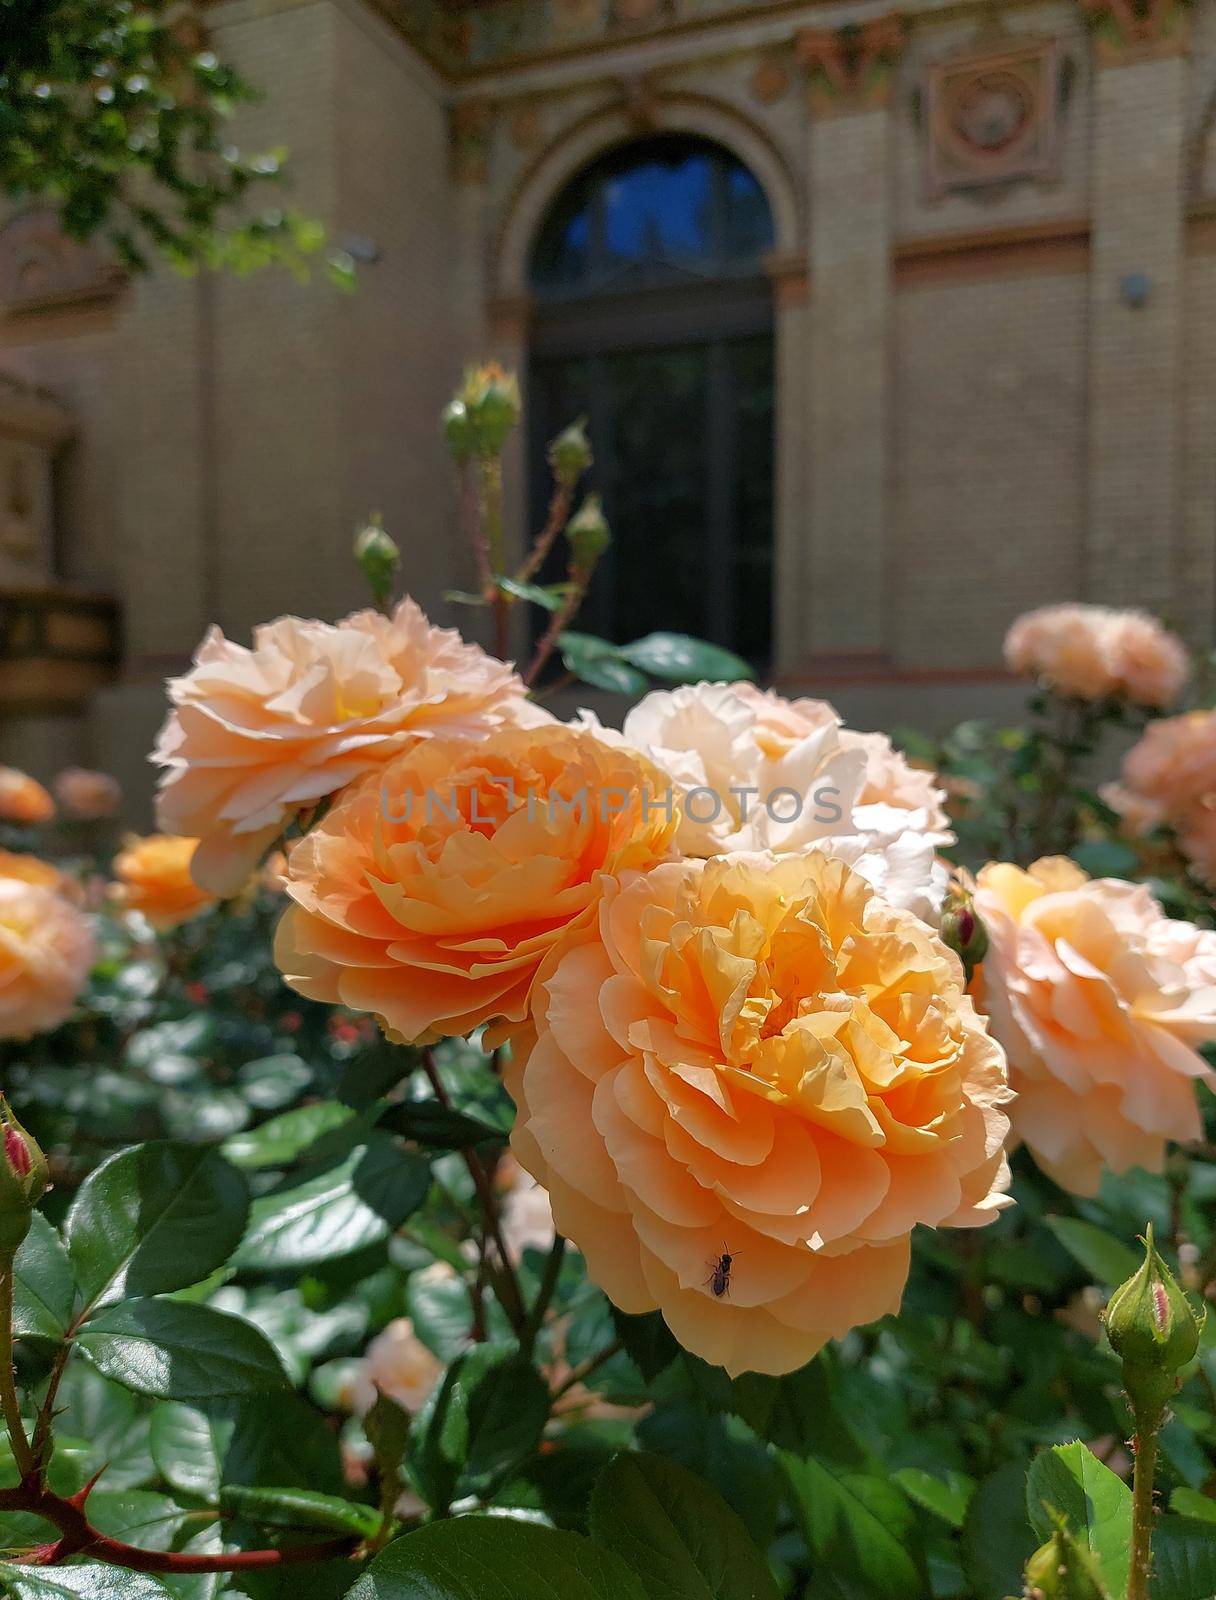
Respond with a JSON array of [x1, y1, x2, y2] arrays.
[[925, 37, 1063, 198]]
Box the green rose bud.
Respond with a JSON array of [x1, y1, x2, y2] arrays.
[[548, 417, 593, 488], [442, 397, 476, 462], [1104, 1222, 1203, 1422], [565, 493, 611, 571], [353, 514, 400, 608], [0, 1099, 47, 1262], [459, 363, 521, 457], [940, 877, 989, 985], [1023, 1518, 1109, 1600]]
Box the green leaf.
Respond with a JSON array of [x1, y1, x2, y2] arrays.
[[149, 1395, 344, 1500], [1151, 1516, 1216, 1599], [0, 1568, 175, 1599], [378, 1100, 506, 1152], [1026, 1442, 1132, 1598], [85, 1489, 189, 1552], [609, 1308, 679, 1383], [961, 1464, 1036, 1600], [236, 1055, 313, 1111], [780, 1452, 927, 1600], [77, 1299, 288, 1401], [65, 1143, 249, 1311], [616, 632, 756, 685], [557, 633, 647, 696], [410, 1343, 550, 1512], [495, 577, 569, 612], [893, 1467, 974, 1530], [13, 1214, 76, 1340], [222, 1103, 357, 1169], [1044, 1218, 1142, 1286], [342, 1518, 648, 1600], [1170, 1490, 1216, 1525], [220, 1485, 379, 1538], [52, 1365, 156, 1492], [589, 1452, 780, 1600], [233, 1137, 430, 1270]]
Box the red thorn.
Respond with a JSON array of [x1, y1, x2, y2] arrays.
[[68, 1467, 107, 1510]]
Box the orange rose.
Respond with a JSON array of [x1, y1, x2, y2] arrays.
[[111, 834, 218, 932], [0, 878, 94, 1039], [0, 768, 54, 827], [1104, 713, 1216, 887], [507, 853, 1012, 1376], [275, 725, 678, 1045], [0, 850, 82, 904], [154, 599, 541, 896], [53, 767, 121, 820], [975, 857, 1216, 1196]]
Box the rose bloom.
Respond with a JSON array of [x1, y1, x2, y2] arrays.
[[581, 681, 952, 924], [1004, 604, 1188, 707], [975, 857, 1216, 1196], [111, 834, 218, 932], [275, 725, 678, 1045], [154, 598, 540, 896], [0, 849, 82, 903], [0, 878, 94, 1039], [346, 1317, 443, 1417], [53, 767, 121, 820], [496, 1153, 559, 1263], [1104, 712, 1216, 886], [0, 767, 54, 827], [506, 852, 1012, 1376]]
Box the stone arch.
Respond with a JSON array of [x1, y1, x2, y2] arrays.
[[493, 91, 802, 300]]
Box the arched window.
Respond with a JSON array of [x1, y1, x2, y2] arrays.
[[528, 134, 776, 666]]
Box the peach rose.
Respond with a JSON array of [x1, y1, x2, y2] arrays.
[[580, 682, 952, 924], [347, 1317, 443, 1417], [0, 878, 94, 1039], [1178, 800, 1216, 889], [0, 768, 54, 827], [975, 857, 1216, 1196], [275, 725, 678, 1045], [1004, 604, 1188, 707], [506, 852, 1012, 1376], [54, 767, 121, 820], [1104, 712, 1216, 886], [154, 599, 539, 896], [496, 1153, 559, 1263], [111, 834, 218, 932], [0, 850, 83, 905]]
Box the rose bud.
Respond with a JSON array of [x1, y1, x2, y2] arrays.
[[1023, 1517, 1108, 1600], [565, 494, 611, 572], [1104, 1222, 1204, 1423], [0, 1099, 48, 1260], [547, 418, 593, 488], [353, 514, 400, 608]]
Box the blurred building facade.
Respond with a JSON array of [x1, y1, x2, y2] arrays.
[[2, 0, 1215, 809]]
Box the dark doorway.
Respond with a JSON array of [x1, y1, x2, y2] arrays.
[[527, 134, 776, 668]]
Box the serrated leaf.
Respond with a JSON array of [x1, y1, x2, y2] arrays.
[[78, 1299, 288, 1401], [65, 1144, 249, 1312], [341, 1518, 648, 1600], [222, 1103, 357, 1169], [893, 1467, 974, 1530], [589, 1452, 780, 1600], [1026, 1442, 1132, 1598], [13, 1214, 76, 1341], [233, 1137, 430, 1270], [616, 632, 755, 685], [780, 1452, 926, 1600]]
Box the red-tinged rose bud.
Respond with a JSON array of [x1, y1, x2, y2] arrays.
[[0, 1098, 48, 1260], [4, 1127, 30, 1179]]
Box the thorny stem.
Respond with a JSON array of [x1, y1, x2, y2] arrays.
[[523, 567, 592, 688], [418, 1049, 527, 1333], [514, 481, 572, 586], [1128, 1417, 1161, 1600], [0, 1268, 34, 1479], [476, 455, 511, 661], [461, 459, 493, 598]]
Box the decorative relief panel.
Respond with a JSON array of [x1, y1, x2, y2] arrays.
[[924, 37, 1064, 199], [0, 210, 124, 315]]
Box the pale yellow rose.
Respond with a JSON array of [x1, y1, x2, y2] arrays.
[[0, 768, 54, 827], [111, 834, 218, 932], [581, 681, 953, 924], [154, 598, 539, 895], [275, 725, 678, 1046], [53, 768, 121, 820], [975, 857, 1216, 1196], [0, 878, 94, 1039], [506, 852, 1012, 1377]]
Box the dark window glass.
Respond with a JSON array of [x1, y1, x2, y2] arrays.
[[528, 136, 776, 667], [531, 134, 775, 299]]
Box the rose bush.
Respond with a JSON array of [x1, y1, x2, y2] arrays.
[[0, 373, 1214, 1600]]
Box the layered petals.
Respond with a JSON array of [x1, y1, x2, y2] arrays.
[[0, 878, 94, 1039]]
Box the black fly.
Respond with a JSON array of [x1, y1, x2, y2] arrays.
[[706, 1247, 737, 1298]]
